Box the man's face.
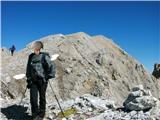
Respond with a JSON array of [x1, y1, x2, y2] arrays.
[[34, 48, 40, 55]]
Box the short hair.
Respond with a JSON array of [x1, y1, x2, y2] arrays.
[[32, 41, 43, 49]]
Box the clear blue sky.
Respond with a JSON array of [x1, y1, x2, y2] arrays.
[[1, 1, 160, 72]]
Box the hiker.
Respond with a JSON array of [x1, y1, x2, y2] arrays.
[[26, 41, 55, 120], [152, 63, 160, 79], [9, 45, 16, 56]]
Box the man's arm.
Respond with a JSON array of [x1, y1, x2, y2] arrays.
[[26, 54, 31, 79], [26, 54, 34, 88]]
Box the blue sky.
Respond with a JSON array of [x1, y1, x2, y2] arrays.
[[1, 1, 160, 72]]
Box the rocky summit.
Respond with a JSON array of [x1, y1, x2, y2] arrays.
[[1, 32, 160, 120]]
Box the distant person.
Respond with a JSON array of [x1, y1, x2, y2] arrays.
[[152, 63, 160, 79], [26, 41, 55, 120], [9, 45, 16, 56]]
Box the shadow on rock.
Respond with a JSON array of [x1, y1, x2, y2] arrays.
[[1, 104, 32, 120]]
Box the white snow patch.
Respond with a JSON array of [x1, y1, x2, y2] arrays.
[[51, 54, 59, 61], [13, 74, 25, 80]]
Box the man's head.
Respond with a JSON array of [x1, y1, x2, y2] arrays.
[[32, 41, 43, 55]]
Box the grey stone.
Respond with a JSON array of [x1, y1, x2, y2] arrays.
[[123, 85, 158, 112], [132, 85, 144, 92], [65, 68, 72, 74]]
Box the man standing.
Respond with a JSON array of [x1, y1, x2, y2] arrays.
[[10, 45, 16, 56], [26, 41, 55, 120]]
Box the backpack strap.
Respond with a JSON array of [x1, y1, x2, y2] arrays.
[[41, 53, 45, 64], [40, 53, 48, 77], [40, 52, 49, 64]]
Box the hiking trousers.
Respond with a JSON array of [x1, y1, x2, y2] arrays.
[[30, 79, 48, 118], [11, 50, 14, 56]]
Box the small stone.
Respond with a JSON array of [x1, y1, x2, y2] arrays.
[[132, 84, 144, 92], [85, 112, 92, 116], [65, 68, 72, 74], [130, 110, 137, 116], [88, 107, 93, 112], [62, 118, 67, 120]]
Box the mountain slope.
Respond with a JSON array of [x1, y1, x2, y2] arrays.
[[1, 32, 160, 107]]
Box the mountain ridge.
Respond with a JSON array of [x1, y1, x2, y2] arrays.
[[1, 32, 160, 104]]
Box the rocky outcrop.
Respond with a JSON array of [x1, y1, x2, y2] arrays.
[[123, 85, 158, 111], [152, 63, 160, 79], [1, 86, 160, 120]]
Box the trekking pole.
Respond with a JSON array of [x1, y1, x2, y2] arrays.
[[48, 81, 65, 118], [19, 86, 27, 105]]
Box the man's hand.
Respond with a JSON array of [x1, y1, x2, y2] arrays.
[[27, 80, 32, 89]]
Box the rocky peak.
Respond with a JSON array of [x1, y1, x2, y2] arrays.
[[1, 32, 160, 120]]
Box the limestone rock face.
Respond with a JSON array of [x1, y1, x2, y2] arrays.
[[1, 32, 160, 107]]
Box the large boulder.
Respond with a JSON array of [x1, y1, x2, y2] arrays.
[[123, 85, 158, 111]]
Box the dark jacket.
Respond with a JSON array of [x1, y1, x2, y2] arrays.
[[10, 45, 16, 51]]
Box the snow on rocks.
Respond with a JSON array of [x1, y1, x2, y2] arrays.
[[13, 74, 26, 80]]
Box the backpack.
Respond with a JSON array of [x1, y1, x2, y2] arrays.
[[42, 53, 56, 79], [29, 52, 55, 82]]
